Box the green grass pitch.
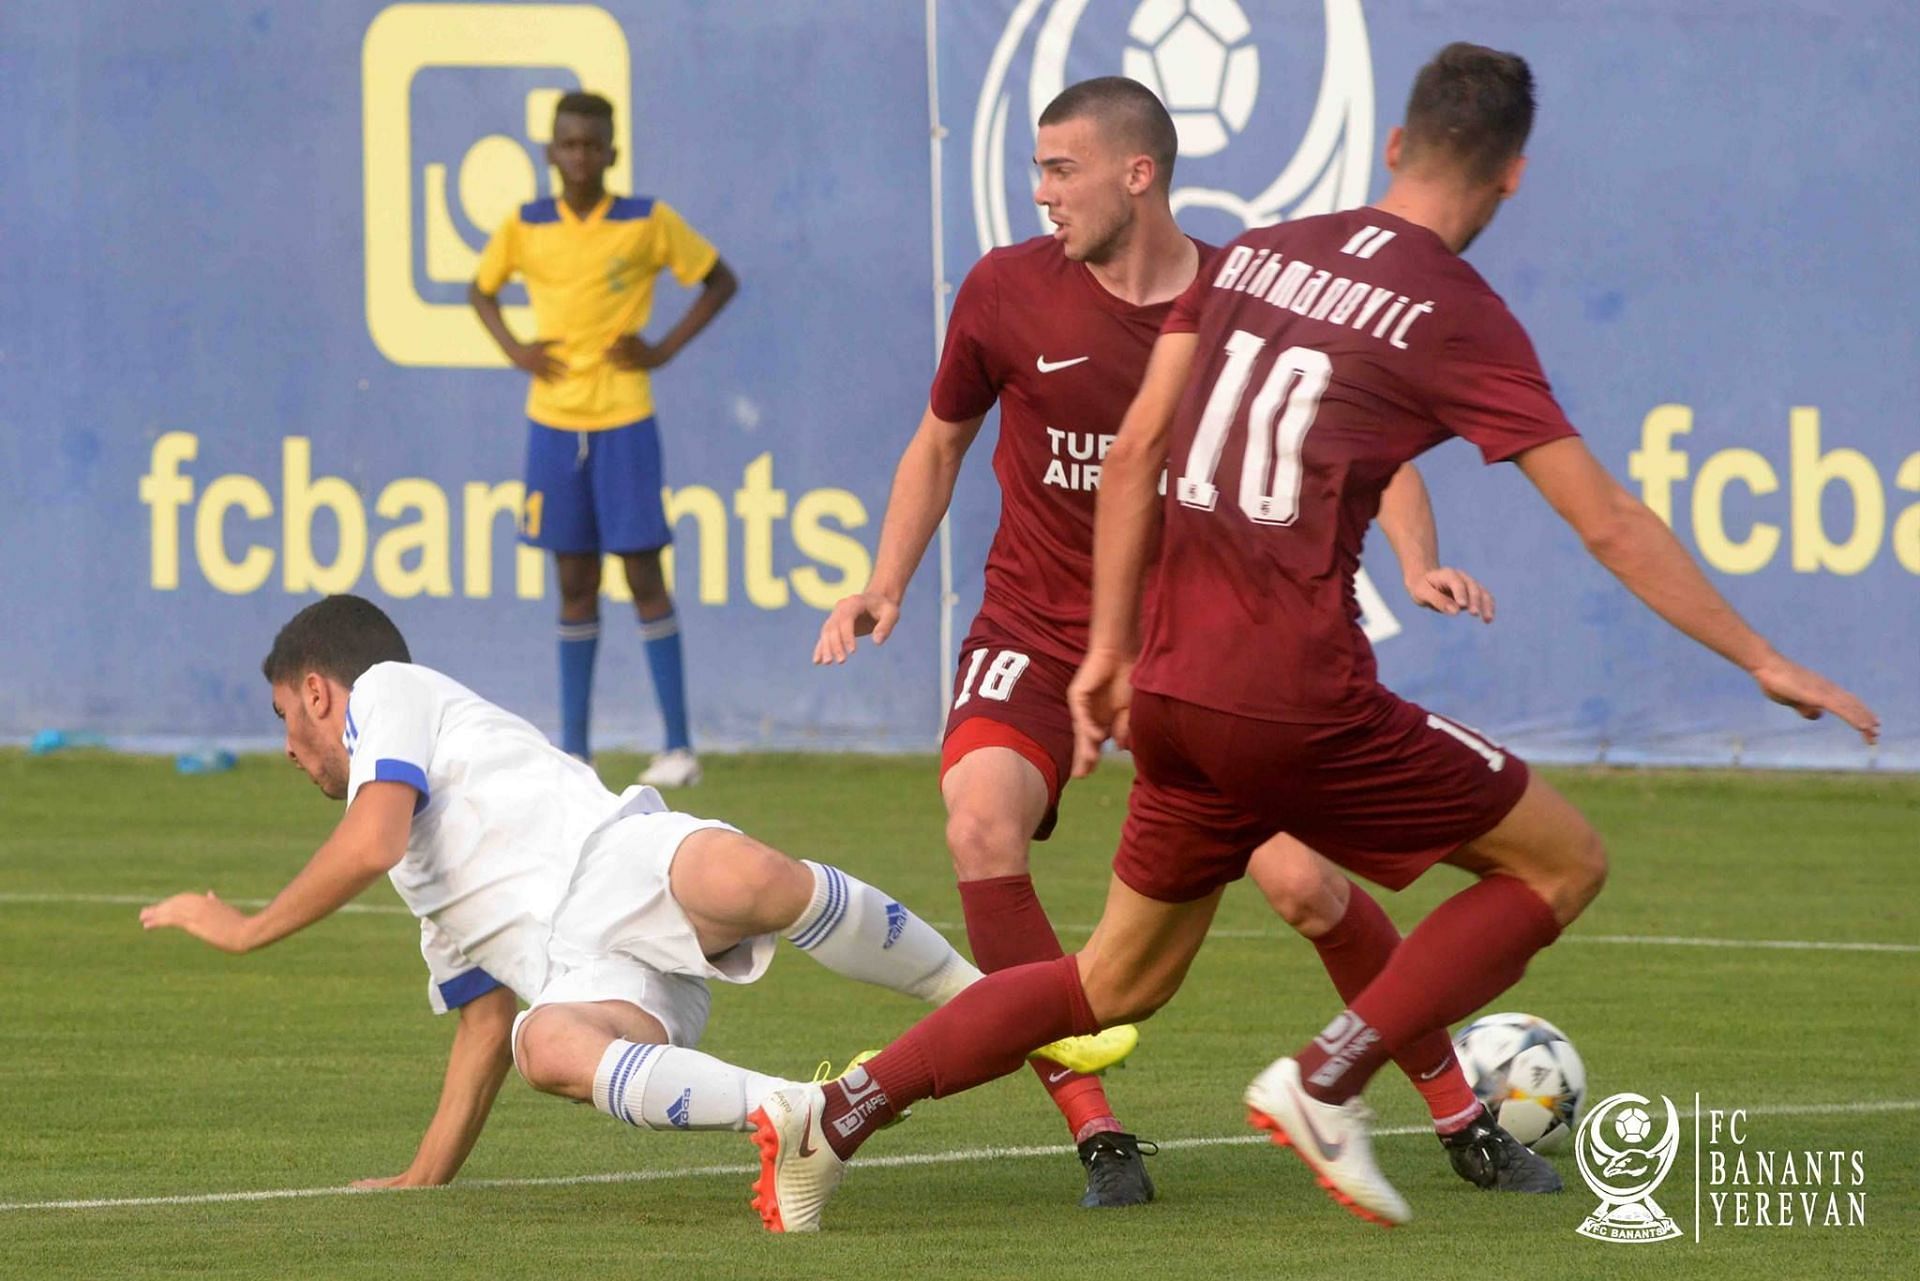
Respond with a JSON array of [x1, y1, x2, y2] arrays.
[[1, 750, 1914, 1278]]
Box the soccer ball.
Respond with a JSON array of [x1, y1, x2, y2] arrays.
[[1122, 0, 1260, 158], [1616, 1106, 1652, 1144], [1452, 1012, 1588, 1152]]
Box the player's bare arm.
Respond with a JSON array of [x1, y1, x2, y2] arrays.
[[352, 984, 516, 1189], [139, 781, 415, 953], [1515, 435, 1879, 742], [1067, 331, 1196, 775], [1376, 463, 1494, 622], [466, 282, 565, 382], [814, 406, 987, 664], [607, 257, 740, 371]]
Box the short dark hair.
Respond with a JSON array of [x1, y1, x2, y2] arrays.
[[1401, 43, 1535, 183], [554, 90, 615, 132], [262, 595, 410, 687], [1038, 76, 1179, 191]]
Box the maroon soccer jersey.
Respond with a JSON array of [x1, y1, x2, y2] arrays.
[[1132, 208, 1579, 722], [930, 235, 1210, 664]]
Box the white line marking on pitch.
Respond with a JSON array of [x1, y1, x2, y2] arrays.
[[929, 920, 1920, 955], [1564, 933, 1919, 955], [4, 894, 1914, 954], [0, 892, 410, 916], [3, 1098, 1915, 1215]]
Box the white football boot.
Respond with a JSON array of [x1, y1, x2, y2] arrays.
[[637, 748, 702, 788], [747, 1084, 846, 1233], [1244, 1056, 1411, 1227]]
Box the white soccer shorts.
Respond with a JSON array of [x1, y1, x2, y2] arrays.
[[528, 804, 777, 1048]]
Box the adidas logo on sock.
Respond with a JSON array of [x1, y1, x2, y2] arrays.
[[883, 902, 908, 949], [667, 1088, 692, 1129]]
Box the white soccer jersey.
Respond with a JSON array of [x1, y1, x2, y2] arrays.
[[343, 661, 624, 1013]]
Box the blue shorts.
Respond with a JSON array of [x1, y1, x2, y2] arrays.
[[520, 417, 671, 554]]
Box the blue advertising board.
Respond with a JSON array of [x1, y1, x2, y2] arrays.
[[2, 1, 1912, 768]]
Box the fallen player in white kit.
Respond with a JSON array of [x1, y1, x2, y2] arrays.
[[140, 595, 1125, 1187]]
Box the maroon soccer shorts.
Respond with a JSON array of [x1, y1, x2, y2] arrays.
[[1112, 689, 1532, 903], [939, 635, 1077, 840]]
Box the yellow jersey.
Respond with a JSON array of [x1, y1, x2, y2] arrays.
[[475, 193, 719, 430]]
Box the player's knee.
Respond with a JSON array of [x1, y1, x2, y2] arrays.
[[624, 554, 669, 609], [634, 574, 670, 608], [944, 805, 1030, 880], [1567, 828, 1609, 914], [512, 1014, 573, 1096], [1078, 960, 1174, 1026], [1526, 825, 1608, 927], [557, 582, 599, 617], [1091, 977, 1173, 1025], [734, 842, 813, 924], [1253, 852, 1345, 936], [675, 831, 810, 932]]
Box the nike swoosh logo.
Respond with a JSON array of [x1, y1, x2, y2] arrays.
[[797, 1105, 818, 1158], [1296, 1106, 1345, 1163], [1036, 355, 1090, 373], [1046, 1068, 1073, 1084]]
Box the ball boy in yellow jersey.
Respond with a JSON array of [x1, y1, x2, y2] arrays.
[[470, 92, 737, 787]]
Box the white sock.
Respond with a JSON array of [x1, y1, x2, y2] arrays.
[[783, 861, 980, 1005], [591, 1040, 793, 1131]]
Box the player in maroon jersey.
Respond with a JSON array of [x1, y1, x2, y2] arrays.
[[755, 47, 1878, 1234], [810, 76, 1530, 1216]]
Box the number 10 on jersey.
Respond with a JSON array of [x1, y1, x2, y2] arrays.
[[1177, 332, 1331, 526]]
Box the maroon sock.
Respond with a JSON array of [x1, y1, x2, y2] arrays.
[[816, 954, 1097, 1159], [1296, 876, 1560, 1104], [957, 874, 1067, 969], [1310, 884, 1484, 1126], [958, 876, 1118, 1139]]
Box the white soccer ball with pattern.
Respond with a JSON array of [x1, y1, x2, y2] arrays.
[[1122, 0, 1260, 158], [1452, 1011, 1588, 1152]]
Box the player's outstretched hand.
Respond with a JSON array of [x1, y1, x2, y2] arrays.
[[351, 1172, 442, 1190], [1751, 655, 1880, 745], [1408, 567, 1495, 622], [140, 890, 252, 953], [1068, 647, 1135, 778], [605, 334, 672, 371], [511, 339, 566, 383], [814, 592, 900, 665]]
